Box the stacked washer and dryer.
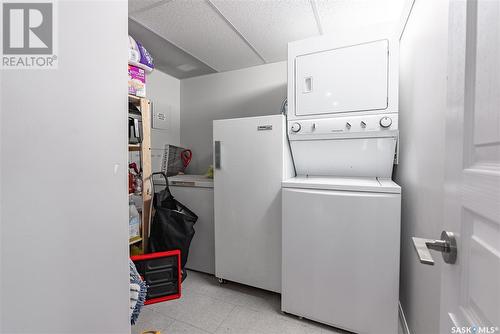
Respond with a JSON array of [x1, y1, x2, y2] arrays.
[[282, 26, 401, 334]]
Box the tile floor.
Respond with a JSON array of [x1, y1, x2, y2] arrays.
[[132, 270, 404, 334]]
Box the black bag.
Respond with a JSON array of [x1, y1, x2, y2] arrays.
[[149, 172, 198, 279]]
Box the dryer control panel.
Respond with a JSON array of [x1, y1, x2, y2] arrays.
[[288, 114, 398, 138]]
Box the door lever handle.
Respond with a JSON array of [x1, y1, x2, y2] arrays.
[[412, 237, 437, 265], [412, 231, 457, 265]]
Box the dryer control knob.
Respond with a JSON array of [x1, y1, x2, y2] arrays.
[[379, 117, 392, 128], [291, 122, 301, 133]]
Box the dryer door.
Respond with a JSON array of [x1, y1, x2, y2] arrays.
[[295, 39, 389, 116]]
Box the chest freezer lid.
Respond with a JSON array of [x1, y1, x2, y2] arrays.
[[161, 174, 214, 188], [282, 176, 401, 194]]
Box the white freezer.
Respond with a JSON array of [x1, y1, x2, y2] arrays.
[[213, 115, 294, 293], [282, 176, 401, 334]]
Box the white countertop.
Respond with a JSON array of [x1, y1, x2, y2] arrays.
[[155, 174, 214, 188]]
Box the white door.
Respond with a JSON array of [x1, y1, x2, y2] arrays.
[[440, 0, 500, 332]]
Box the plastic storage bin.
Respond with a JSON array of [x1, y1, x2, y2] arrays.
[[131, 250, 181, 304]]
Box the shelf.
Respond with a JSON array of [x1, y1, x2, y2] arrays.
[[128, 60, 153, 73], [127, 93, 152, 253], [129, 143, 141, 151], [128, 94, 142, 106], [129, 236, 142, 245]]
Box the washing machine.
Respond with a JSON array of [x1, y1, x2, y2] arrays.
[[282, 26, 401, 334], [281, 115, 401, 334], [282, 176, 401, 334]]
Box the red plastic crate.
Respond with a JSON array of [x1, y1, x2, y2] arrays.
[[131, 250, 181, 304]]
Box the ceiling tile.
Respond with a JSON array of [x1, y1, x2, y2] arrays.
[[131, 0, 264, 72], [129, 18, 216, 79], [316, 0, 407, 33], [129, 0, 169, 15], [211, 0, 320, 63]]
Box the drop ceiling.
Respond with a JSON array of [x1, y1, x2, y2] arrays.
[[129, 0, 407, 78]]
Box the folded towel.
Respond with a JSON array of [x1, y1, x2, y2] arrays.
[[130, 283, 141, 318], [130, 259, 147, 324]]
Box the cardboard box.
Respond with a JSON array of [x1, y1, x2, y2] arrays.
[[128, 65, 146, 97]]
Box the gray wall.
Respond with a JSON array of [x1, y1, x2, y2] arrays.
[[395, 0, 449, 332], [180, 61, 287, 174], [135, 69, 181, 172], [0, 1, 129, 333], [149, 70, 181, 149]]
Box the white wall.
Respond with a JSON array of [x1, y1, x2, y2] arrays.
[[134, 70, 180, 172], [395, 0, 449, 333], [149, 70, 181, 148], [0, 53, 3, 330], [0, 1, 129, 333], [180, 61, 287, 174]]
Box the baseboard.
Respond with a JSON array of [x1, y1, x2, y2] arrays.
[[398, 301, 411, 334]]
